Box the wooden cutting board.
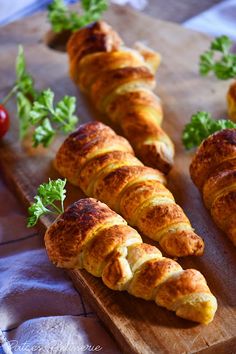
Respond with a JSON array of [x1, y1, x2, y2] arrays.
[[0, 4, 236, 354]]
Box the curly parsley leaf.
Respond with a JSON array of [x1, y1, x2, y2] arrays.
[[199, 35, 236, 80], [33, 118, 55, 147], [29, 89, 79, 146], [54, 95, 78, 133], [48, 0, 108, 33], [15, 45, 37, 98], [1, 46, 79, 146], [27, 196, 50, 228], [182, 111, 236, 150], [27, 178, 67, 227], [16, 91, 32, 139]]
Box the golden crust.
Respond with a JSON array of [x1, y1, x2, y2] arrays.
[[77, 50, 145, 91], [156, 269, 217, 324], [190, 129, 236, 245], [129, 258, 182, 300], [45, 198, 217, 323], [67, 21, 123, 82], [44, 198, 125, 268], [83, 224, 142, 277], [67, 20, 175, 173], [227, 81, 236, 122], [102, 253, 132, 290], [133, 42, 162, 73], [90, 66, 155, 111], [156, 269, 209, 309], [55, 122, 133, 186], [190, 129, 236, 191], [106, 89, 163, 126], [127, 243, 162, 270], [211, 191, 236, 245], [135, 202, 204, 256], [93, 165, 166, 211], [55, 121, 203, 257], [79, 151, 143, 195], [136, 132, 175, 174], [119, 179, 174, 224], [203, 169, 236, 209], [159, 229, 204, 257], [136, 202, 189, 238]]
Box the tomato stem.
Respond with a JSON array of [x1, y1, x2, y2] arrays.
[[1, 85, 18, 106]]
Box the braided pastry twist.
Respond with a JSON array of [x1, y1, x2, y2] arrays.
[[45, 198, 217, 324], [55, 121, 204, 257], [190, 129, 236, 245], [67, 21, 175, 174]]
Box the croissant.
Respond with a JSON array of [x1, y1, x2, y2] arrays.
[[190, 129, 236, 245], [55, 121, 204, 257], [45, 198, 217, 324], [227, 81, 236, 122], [67, 21, 175, 174]]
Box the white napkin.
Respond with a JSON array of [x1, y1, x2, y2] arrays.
[[0, 176, 120, 354], [184, 0, 236, 41], [111, 0, 148, 11]]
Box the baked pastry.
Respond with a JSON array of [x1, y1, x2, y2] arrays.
[[54, 121, 204, 257], [227, 81, 236, 122], [190, 129, 236, 245], [45, 198, 217, 324], [67, 21, 174, 174]]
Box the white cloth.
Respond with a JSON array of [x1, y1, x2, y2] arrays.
[[111, 0, 147, 10], [184, 0, 236, 41], [0, 176, 120, 353]]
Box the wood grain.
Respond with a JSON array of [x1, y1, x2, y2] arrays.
[[0, 4, 236, 354]]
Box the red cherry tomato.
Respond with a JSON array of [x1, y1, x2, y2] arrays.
[[0, 104, 10, 138]]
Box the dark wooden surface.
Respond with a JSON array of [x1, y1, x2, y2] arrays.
[[0, 3, 235, 354]]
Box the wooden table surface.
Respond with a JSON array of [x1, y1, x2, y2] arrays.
[[134, 0, 222, 23]]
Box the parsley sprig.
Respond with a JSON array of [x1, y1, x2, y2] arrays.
[[48, 0, 108, 33], [199, 35, 236, 80], [1, 46, 79, 147], [27, 178, 67, 227], [29, 89, 78, 147], [182, 111, 236, 149], [2, 45, 38, 139]]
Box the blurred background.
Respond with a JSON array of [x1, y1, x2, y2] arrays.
[[0, 0, 235, 40]]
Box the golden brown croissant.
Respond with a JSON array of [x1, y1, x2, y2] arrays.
[[190, 129, 236, 245], [55, 121, 204, 257], [45, 198, 217, 324], [67, 21, 175, 174], [227, 81, 236, 122]]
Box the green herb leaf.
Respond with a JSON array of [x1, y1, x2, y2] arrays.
[[29, 89, 78, 147], [16, 91, 32, 139], [16, 45, 26, 80], [211, 35, 232, 54], [199, 35, 236, 80], [54, 95, 78, 133], [27, 196, 50, 227], [29, 89, 55, 124], [27, 178, 67, 227], [2, 45, 79, 148], [15, 45, 37, 98], [33, 118, 56, 147], [48, 0, 108, 33], [182, 111, 236, 149], [38, 178, 67, 209]]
